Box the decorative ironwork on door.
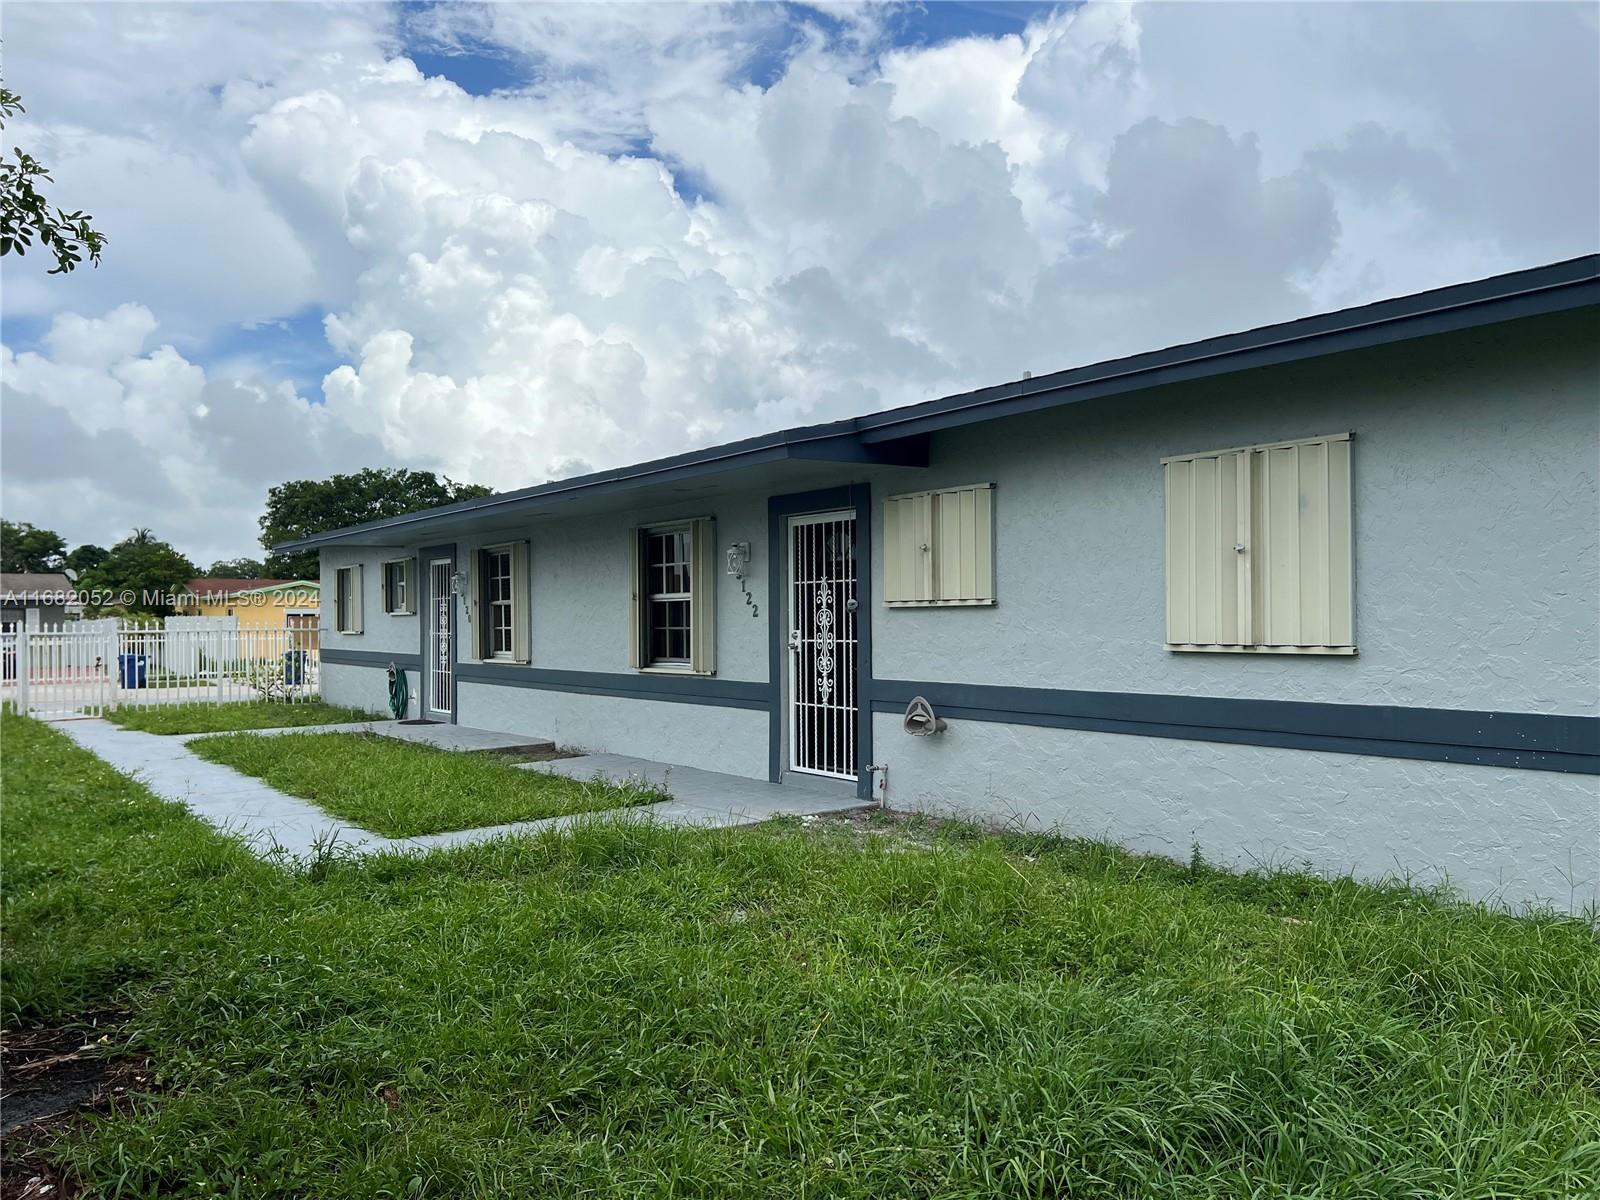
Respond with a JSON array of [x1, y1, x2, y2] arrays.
[[429, 559, 453, 716], [788, 511, 858, 779]]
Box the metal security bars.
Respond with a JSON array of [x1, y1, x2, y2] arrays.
[[0, 620, 321, 720], [428, 559, 453, 716], [788, 510, 859, 780]]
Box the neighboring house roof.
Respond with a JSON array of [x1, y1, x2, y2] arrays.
[[275, 253, 1600, 552], [184, 578, 294, 600], [232, 579, 319, 597], [1, 573, 76, 603]]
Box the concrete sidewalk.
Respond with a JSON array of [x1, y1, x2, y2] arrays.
[[57, 720, 871, 862]]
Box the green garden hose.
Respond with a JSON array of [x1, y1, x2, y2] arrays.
[[387, 664, 409, 720]]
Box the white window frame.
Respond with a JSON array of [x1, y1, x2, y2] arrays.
[[381, 559, 414, 616], [629, 518, 716, 675], [333, 565, 363, 634], [643, 525, 693, 669], [472, 542, 530, 664], [480, 545, 515, 661], [1163, 431, 1354, 655]]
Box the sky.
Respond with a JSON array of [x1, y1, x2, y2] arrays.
[[1, 1, 1596, 566]]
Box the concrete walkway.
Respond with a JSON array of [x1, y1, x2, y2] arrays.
[[57, 720, 871, 862]]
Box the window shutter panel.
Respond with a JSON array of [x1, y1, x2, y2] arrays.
[[627, 529, 643, 669], [1258, 437, 1352, 648], [1165, 433, 1350, 651], [380, 563, 390, 614], [1164, 452, 1246, 646], [690, 518, 717, 674], [931, 484, 994, 603], [884, 493, 933, 603], [511, 542, 531, 663], [350, 564, 364, 634]]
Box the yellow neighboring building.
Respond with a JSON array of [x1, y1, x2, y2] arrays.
[[178, 578, 320, 636]]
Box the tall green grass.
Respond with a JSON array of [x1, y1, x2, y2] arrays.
[[105, 700, 378, 735], [189, 730, 662, 836], [4, 711, 1597, 1197]]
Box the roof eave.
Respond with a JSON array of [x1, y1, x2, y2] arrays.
[[270, 428, 927, 552], [856, 255, 1600, 443]]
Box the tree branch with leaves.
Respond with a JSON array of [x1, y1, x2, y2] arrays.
[[1, 70, 107, 273]]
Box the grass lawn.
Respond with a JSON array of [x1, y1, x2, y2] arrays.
[[189, 730, 662, 837], [4, 712, 1598, 1198], [104, 699, 380, 735]]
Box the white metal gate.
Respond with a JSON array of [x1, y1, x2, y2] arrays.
[[427, 559, 453, 718], [787, 510, 858, 780]]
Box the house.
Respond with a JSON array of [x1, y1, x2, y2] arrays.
[[1, 572, 81, 630], [279, 256, 1600, 912], [178, 578, 320, 637]]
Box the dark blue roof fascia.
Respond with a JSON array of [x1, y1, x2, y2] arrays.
[[854, 253, 1599, 442]]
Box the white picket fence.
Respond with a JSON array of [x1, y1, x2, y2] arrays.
[[1, 619, 321, 720]]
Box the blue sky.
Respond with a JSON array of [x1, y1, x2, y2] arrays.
[[1, 1, 1595, 562], [400, 3, 1061, 97]]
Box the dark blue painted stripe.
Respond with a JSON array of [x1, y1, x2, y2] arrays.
[[869, 681, 1599, 775], [322, 647, 422, 670], [453, 662, 771, 710], [321, 651, 1598, 774]]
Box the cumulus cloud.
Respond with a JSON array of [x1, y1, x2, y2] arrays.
[[1, 1, 1595, 560], [2, 307, 390, 561]]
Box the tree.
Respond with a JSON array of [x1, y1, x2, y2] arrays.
[[204, 557, 267, 579], [82, 528, 196, 617], [63, 543, 109, 575], [0, 519, 66, 572], [261, 469, 492, 579], [1, 73, 107, 273]]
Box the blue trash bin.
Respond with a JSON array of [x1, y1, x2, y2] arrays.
[[117, 653, 148, 689], [283, 649, 308, 686]]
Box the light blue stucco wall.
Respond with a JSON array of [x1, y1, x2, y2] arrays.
[[455, 682, 769, 780], [872, 712, 1598, 911], [866, 312, 1599, 714], [452, 488, 771, 682], [860, 314, 1598, 910], [319, 548, 421, 658], [316, 485, 776, 774], [321, 660, 415, 718], [315, 311, 1598, 909]]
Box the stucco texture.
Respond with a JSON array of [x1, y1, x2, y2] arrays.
[[867, 312, 1599, 716], [320, 550, 420, 658], [454, 487, 771, 681], [321, 661, 418, 720], [875, 712, 1598, 911], [457, 681, 768, 780], [313, 310, 1598, 910]]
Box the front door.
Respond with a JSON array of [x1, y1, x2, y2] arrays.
[[787, 510, 859, 780], [426, 557, 453, 719]]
